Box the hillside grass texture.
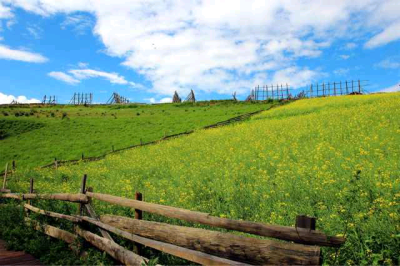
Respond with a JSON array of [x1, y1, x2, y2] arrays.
[[0, 100, 269, 169]]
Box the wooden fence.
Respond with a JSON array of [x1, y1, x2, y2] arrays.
[[0, 175, 345, 265], [250, 80, 369, 101]]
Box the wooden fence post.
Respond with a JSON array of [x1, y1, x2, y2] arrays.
[[2, 163, 8, 190], [54, 158, 58, 170], [27, 178, 34, 215], [133, 192, 143, 255], [79, 174, 87, 215], [295, 215, 316, 231], [358, 80, 361, 93], [81, 153, 84, 160], [12, 160, 16, 172], [135, 192, 143, 220]]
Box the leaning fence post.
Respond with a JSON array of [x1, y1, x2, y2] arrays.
[[295, 215, 316, 230], [79, 174, 87, 215]]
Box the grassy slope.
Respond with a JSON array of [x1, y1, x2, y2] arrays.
[[0, 101, 268, 169], [7, 93, 400, 265]]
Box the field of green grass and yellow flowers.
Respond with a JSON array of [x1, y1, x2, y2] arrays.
[[0, 100, 269, 169], [4, 93, 400, 265]]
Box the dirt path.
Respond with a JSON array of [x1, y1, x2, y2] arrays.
[[0, 240, 41, 265]]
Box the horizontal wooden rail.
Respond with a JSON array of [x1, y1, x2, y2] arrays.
[[24, 204, 82, 223], [80, 216, 246, 266], [1, 193, 88, 203], [25, 218, 80, 255], [74, 226, 148, 266], [100, 215, 320, 265], [0, 188, 11, 193], [86, 192, 344, 247], [21, 203, 245, 265]]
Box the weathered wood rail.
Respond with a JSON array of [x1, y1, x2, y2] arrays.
[[0, 175, 345, 265]]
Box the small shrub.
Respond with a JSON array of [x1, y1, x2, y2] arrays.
[[62, 112, 68, 119], [2, 111, 9, 116], [0, 129, 8, 139], [50, 112, 55, 117], [136, 112, 140, 116]]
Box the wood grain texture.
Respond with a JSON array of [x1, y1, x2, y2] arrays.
[[80, 216, 247, 266], [74, 226, 147, 266], [100, 215, 321, 265], [87, 192, 344, 247]]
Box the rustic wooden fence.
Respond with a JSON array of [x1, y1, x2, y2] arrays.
[[0, 175, 345, 265], [250, 80, 369, 102]]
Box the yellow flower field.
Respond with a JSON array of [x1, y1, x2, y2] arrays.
[[11, 93, 400, 265]]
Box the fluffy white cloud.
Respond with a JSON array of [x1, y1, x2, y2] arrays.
[[271, 67, 319, 88], [68, 69, 128, 84], [3, 0, 400, 95], [48, 71, 80, 84], [365, 21, 400, 49], [49, 67, 144, 88], [146, 97, 172, 104], [340, 55, 350, 60], [380, 83, 400, 93], [0, 92, 40, 104], [0, 44, 48, 62]]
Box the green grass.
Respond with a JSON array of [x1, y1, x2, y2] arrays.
[[0, 100, 269, 169], [3, 94, 400, 265]]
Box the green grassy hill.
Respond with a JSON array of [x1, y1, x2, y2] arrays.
[[0, 101, 269, 169], [4, 94, 400, 265]]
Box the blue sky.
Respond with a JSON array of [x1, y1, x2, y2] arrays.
[[0, 0, 399, 104]]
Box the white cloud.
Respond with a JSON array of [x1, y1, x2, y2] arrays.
[[340, 54, 350, 60], [375, 58, 400, 69], [379, 83, 400, 93], [48, 71, 80, 84], [0, 44, 48, 62], [0, 2, 13, 19], [0, 92, 40, 104], [271, 67, 319, 88], [3, 0, 400, 95], [68, 69, 128, 84], [61, 14, 93, 35], [146, 97, 171, 104], [129, 81, 145, 90], [365, 21, 400, 49], [49, 67, 146, 88]]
